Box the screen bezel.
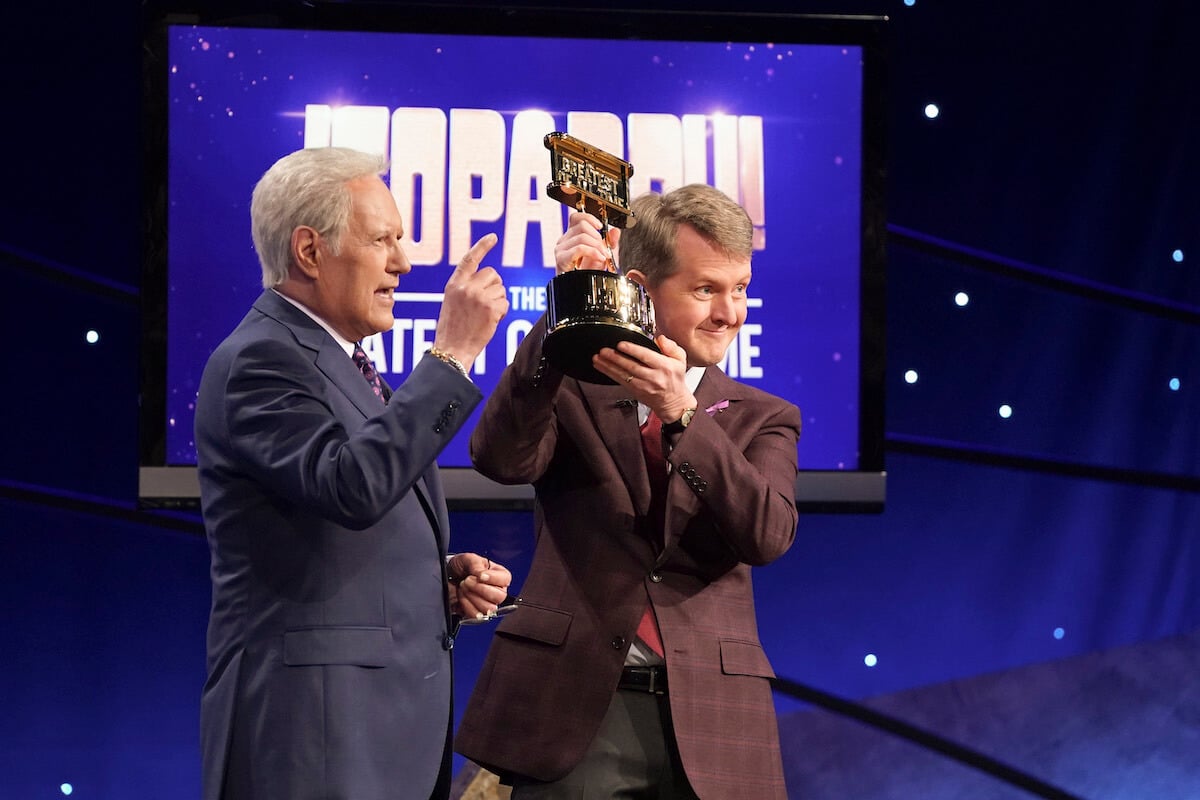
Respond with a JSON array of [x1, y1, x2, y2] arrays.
[[138, 2, 888, 513]]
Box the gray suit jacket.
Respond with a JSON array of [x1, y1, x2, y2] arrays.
[[196, 290, 480, 800], [455, 316, 799, 799]]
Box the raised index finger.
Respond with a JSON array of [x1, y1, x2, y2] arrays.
[[455, 232, 498, 274]]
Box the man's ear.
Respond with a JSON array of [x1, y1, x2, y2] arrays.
[[291, 226, 321, 280], [625, 268, 648, 289]]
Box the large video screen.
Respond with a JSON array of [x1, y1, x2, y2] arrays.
[[140, 5, 886, 510]]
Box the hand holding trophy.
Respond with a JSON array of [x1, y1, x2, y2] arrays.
[[542, 132, 659, 384]]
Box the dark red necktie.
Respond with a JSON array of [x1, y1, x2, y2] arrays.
[[638, 410, 666, 657], [352, 343, 386, 403]]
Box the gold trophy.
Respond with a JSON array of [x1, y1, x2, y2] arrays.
[[542, 132, 658, 384]]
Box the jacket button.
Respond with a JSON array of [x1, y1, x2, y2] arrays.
[[611, 636, 626, 649], [649, 572, 663, 583], [443, 634, 455, 651]]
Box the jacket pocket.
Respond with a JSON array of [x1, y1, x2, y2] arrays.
[[494, 601, 573, 647], [283, 626, 392, 667], [719, 638, 776, 679]]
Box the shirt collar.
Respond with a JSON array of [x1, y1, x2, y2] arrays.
[[272, 288, 356, 357]]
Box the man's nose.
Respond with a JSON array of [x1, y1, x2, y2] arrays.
[[711, 292, 737, 324], [389, 240, 412, 274]]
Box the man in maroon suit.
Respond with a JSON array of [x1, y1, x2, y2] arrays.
[[455, 183, 800, 799]]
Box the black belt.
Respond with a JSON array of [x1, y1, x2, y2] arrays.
[[618, 665, 668, 695]]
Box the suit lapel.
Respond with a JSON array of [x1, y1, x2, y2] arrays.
[[578, 380, 653, 517], [252, 291, 385, 420], [316, 343, 385, 419], [692, 367, 747, 423]]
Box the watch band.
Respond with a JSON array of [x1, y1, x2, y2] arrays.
[[663, 407, 696, 434]]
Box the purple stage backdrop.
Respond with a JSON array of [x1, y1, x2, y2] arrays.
[[164, 24, 865, 472]]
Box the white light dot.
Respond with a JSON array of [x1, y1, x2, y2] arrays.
[[1168, 377, 1180, 391], [998, 404, 1013, 418], [1172, 249, 1184, 263], [954, 291, 970, 307], [904, 0, 916, 6], [864, 653, 878, 667], [904, 369, 919, 384], [924, 103, 940, 119], [85, 330, 100, 344], [1053, 627, 1065, 640], [61, 785, 74, 796]]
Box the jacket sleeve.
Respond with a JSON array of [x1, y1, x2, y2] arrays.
[[664, 394, 800, 566], [469, 315, 565, 485]]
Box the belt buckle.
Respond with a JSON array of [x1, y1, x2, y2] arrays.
[[620, 665, 667, 694], [633, 666, 666, 695]]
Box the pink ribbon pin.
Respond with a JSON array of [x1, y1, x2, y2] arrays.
[[705, 399, 729, 415]]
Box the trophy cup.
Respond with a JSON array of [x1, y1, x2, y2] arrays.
[[542, 132, 658, 384]]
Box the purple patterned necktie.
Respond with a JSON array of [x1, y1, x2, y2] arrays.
[[352, 343, 386, 403]]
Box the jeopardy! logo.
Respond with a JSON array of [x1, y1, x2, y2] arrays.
[[302, 105, 767, 266], [305, 105, 767, 381]]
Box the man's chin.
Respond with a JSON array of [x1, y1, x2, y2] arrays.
[[695, 339, 736, 367], [368, 316, 395, 336], [689, 349, 725, 368]]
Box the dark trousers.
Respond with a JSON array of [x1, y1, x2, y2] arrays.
[[510, 688, 699, 799]]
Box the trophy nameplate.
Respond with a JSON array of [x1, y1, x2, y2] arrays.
[[543, 132, 658, 384]]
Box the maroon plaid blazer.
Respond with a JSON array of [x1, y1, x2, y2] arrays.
[[455, 318, 799, 799]]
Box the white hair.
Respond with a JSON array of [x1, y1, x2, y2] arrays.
[[250, 147, 389, 287]]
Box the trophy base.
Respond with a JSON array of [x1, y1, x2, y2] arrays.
[[543, 322, 660, 384]]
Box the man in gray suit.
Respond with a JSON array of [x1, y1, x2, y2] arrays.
[[195, 146, 511, 800]]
